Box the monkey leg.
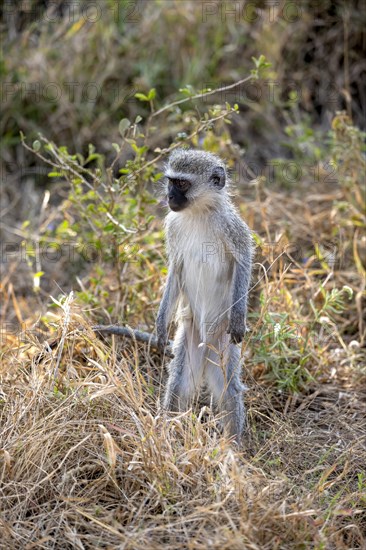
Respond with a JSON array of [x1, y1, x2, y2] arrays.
[[163, 319, 205, 411], [204, 342, 246, 442]]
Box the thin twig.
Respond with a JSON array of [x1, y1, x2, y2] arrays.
[[151, 74, 254, 118]]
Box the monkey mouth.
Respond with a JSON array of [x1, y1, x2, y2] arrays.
[[168, 200, 188, 212]]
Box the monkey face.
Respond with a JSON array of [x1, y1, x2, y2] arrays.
[[167, 178, 190, 211], [164, 149, 227, 212]]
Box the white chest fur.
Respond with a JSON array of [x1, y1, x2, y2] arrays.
[[167, 212, 233, 337]]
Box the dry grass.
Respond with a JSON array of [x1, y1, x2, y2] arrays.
[[1, 302, 365, 549]]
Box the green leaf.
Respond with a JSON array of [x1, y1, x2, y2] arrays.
[[252, 54, 272, 73], [119, 118, 131, 138], [179, 84, 195, 96], [48, 171, 63, 177], [135, 93, 149, 101], [131, 143, 148, 155], [342, 286, 353, 299], [85, 153, 101, 164], [33, 140, 41, 152], [152, 172, 163, 182], [198, 87, 212, 94], [103, 223, 116, 232], [147, 88, 156, 101]]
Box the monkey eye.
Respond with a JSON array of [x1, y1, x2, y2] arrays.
[[168, 178, 190, 191]]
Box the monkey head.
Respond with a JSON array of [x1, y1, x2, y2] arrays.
[[164, 149, 227, 212]]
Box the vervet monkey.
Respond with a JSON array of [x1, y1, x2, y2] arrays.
[[156, 149, 253, 442]]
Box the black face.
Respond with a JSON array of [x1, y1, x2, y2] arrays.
[[167, 178, 191, 212]]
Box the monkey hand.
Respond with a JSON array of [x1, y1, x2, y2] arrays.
[[156, 327, 169, 352], [228, 324, 246, 344]]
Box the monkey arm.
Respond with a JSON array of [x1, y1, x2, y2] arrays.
[[224, 215, 254, 344], [156, 265, 181, 349], [228, 259, 251, 343]]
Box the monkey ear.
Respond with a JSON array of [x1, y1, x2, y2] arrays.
[[210, 166, 226, 188]]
